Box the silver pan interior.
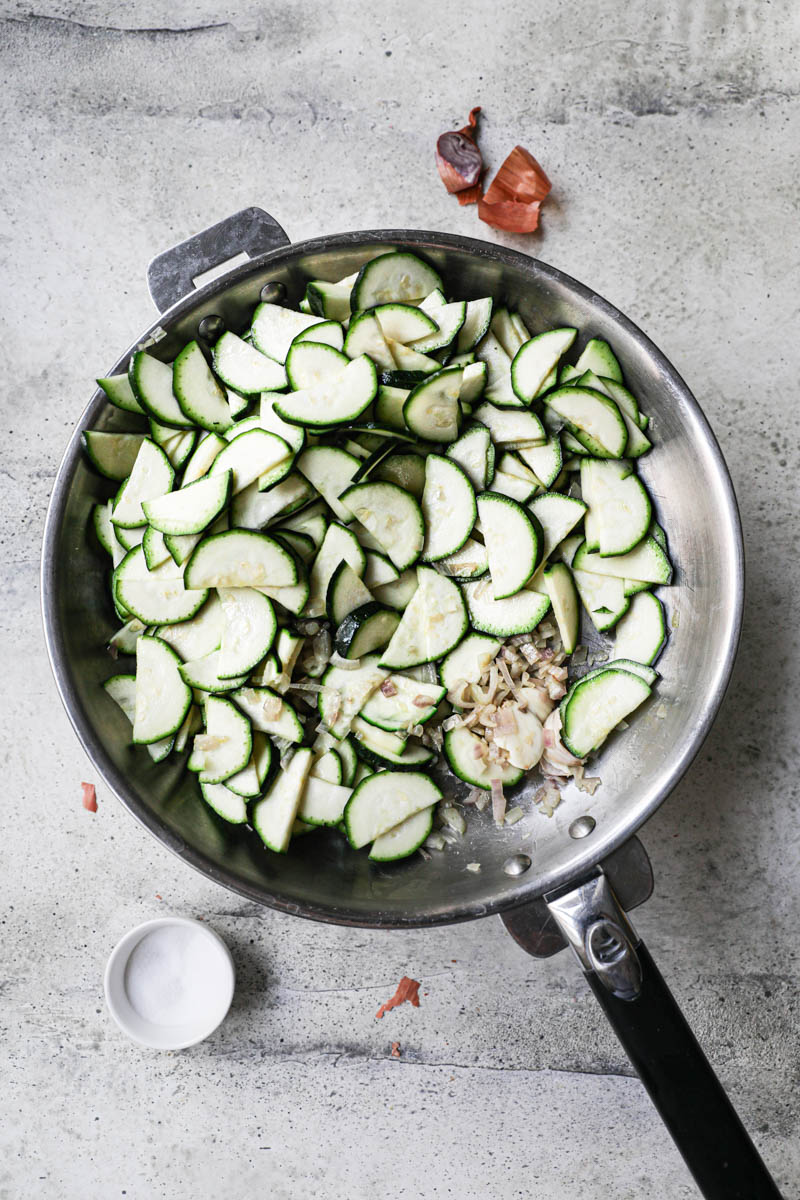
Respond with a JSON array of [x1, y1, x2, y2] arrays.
[[41, 230, 743, 927]]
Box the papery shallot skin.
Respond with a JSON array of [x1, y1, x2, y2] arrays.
[[436, 107, 483, 194]]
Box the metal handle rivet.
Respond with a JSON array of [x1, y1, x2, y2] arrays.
[[260, 281, 286, 304], [503, 854, 532, 877], [197, 315, 225, 342], [569, 816, 596, 839]]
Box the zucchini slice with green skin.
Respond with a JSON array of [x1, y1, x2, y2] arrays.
[[372, 568, 419, 610], [217, 587, 278, 678], [374, 303, 438, 343], [142, 525, 171, 570], [92, 501, 116, 556], [343, 311, 396, 370], [421, 454, 476, 563], [528, 491, 588, 561], [372, 452, 427, 499], [190, 695, 253, 784], [297, 775, 352, 827], [259, 393, 307, 455], [543, 562, 580, 654], [83, 432, 147, 481], [443, 726, 523, 790], [129, 351, 195, 429], [155, 592, 224, 661], [212, 332, 287, 394], [252, 747, 314, 853], [296, 444, 360, 522], [487, 468, 537, 504], [116, 571, 209, 627], [473, 402, 545, 446], [142, 469, 232, 535], [274, 528, 315, 562], [350, 251, 443, 311], [574, 338, 623, 383], [181, 432, 227, 486], [276, 501, 328, 549], [98, 373, 145, 415], [510, 328, 578, 404], [304, 279, 352, 323], [285, 340, 349, 390], [411, 298, 466, 353], [326, 560, 374, 625], [439, 632, 502, 702], [475, 331, 524, 408], [335, 603, 401, 660], [306, 521, 367, 618], [384, 339, 443, 375], [209, 428, 293, 494], [478, 492, 543, 599], [516, 436, 563, 488], [108, 616, 146, 655], [403, 367, 464, 444], [445, 422, 494, 491], [571, 551, 631, 633], [436, 537, 489, 580], [184, 529, 297, 589], [103, 674, 172, 761], [292, 318, 345, 350], [352, 731, 436, 773], [359, 675, 445, 733], [379, 368, 435, 389], [172, 340, 233, 434], [374, 385, 410, 430], [581, 458, 651, 557], [363, 550, 400, 589], [199, 781, 248, 824], [219, 730, 273, 797], [544, 386, 628, 459], [491, 308, 528, 357], [459, 361, 487, 405], [560, 668, 651, 759], [379, 565, 468, 669], [576, 537, 672, 585], [612, 590, 667, 665], [274, 355, 377, 428], [152, 425, 197, 471], [318, 654, 388, 740], [111, 439, 174, 529], [310, 749, 343, 785], [579, 373, 651, 458], [573, 659, 658, 689], [463, 575, 551, 637], [250, 302, 324, 362], [313, 734, 357, 787], [369, 806, 435, 862], [115, 524, 146, 552], [456, 296, 493, 352], [179, 650, 248, 693], [132, 636, 192, 744], [344, 770, 442, 848], [231, 473, 314, 531], [341, 481, 424, 572], [230, 686, 304, 742]]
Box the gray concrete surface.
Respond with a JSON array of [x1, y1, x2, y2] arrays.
[[1, 2, 799, 1197]]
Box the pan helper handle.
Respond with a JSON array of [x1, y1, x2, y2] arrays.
[[545, 872, 784, 1200]]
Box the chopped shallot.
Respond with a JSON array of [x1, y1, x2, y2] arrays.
[[81, 782, 97, 813], [330, 652, 360, 670], [490, 777, 506, 825], [380, 679, 398, 698], [466, 862, 481, 873], [413, 694, 432, 708]]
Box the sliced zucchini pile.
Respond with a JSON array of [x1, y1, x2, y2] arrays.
[[87, 250, 673, 862]]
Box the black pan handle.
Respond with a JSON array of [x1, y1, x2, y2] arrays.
[[541, 874, 783, 1199], [146, 206, 291, 313]]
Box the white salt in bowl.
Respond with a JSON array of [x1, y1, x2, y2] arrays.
[[104, 916, 235, 1049]]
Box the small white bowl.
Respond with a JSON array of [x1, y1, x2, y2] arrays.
[[104, 916, 235, 1050]]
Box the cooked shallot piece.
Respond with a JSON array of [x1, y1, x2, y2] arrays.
[[436, 107, 483, 196], [490, 776, 506, 825], [413, 694, 432, 707], [380, 679, 398, 698], [81, 782, 97, 813]]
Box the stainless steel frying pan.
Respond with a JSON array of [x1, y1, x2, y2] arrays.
[[41, 207, 781, 1198]]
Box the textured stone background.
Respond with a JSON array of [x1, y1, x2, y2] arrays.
[[1, 2, 799, 1197]]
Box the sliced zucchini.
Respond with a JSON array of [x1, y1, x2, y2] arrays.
[[309, 749, 343, 785], [369, 806, 434, 862], [613, 591, 667, 665], [212, 332, 287, 394], [374, 302, 437, 343], [350, 251, 443, 311], [436, 537, 489, 580], [335, 603, 401, 660], [217, 587, 277, 678], [580, 373, 651, 458], [456, 296, 493, 352], [108, 616, 146, 655], [132, 636, 192, 744], [411, 298, 466, 353], [306, 521, 366, 618], [98, 373, 145, 416], [363, 550, 400, 589], [326, 561, 374, 625], [318, 654, 388, 739], [295, 445, 359, 523], [142, 525, 171, 571], [190, 695, 253, 783], [574, 338, 623, 383], [276, 501, 328, 548], [544, 387, 628, 459], [487, 468, 537, 504], [274, 355, 377, 428], [199, 781, 248, 823], [297, 775, 352, 827], [83, 431, 146, 481], [528, 491, 588, 561], [343, 311, 397, 371], [421, 455, 476, 562], [230, 687, 304, 742], [181, 432, 227, 486], [473, 402, 545, 446], [111, 440, 174, 529], [372, 568, 419, 610], [374, 385, 410, 430], [184, 529, 297, 589], [209, 428, 292, 494], [293, 318, 344, 350], [571, 567, 630, 634], [490, 308, 527, 357], [344, 770, 442, 848], [305, 279, 352, 323], [576, 537, 672, 585], [459, 361, 487, 406], [150, 424, 197, 471], [581, 458, 651, 557], [516, 436, 563, 488], [129, 351, 194, 429], [379, 565, 468, 669], [511, 328, 578, 404], [285, 339, 349, 390], [252, 747, 314, 853], [446, 422, 494, 491], [92, 500, 116, 556], [475, 331, 522, 408], [478, 492, 542, 599], [543, 562, 580, 654], [372, 451, 427, 498], [231, 473, 314, 531], [439, 632, 502, 702], [179, 650, 248, 693], [443, 726, 523, 790], [463, 575, 551, 637], [143, 470, 231, 536], [155, 593, 224, 661], [260, 393, 307, 454], [384, 339, 442, 375], [359, 675, 445, 733], [172, 340, 232, 434], [223, 732, 273, 798], [561, 668, 650, 758], [250, 302, 324, 362], [115, 569, 208, 627], [403, 367, 464, 444], [341, 481, 424, 571]]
